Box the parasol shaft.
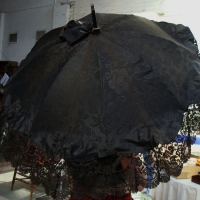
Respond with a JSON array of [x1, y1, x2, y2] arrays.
[[91, 4, 98, 28]]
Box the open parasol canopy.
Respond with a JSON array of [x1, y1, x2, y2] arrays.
[[1, 6, 200, 199]]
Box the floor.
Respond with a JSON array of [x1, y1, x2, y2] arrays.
[[0, 161, 53, 200]]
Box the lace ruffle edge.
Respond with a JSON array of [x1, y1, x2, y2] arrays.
[[0, 104, 199, 199]]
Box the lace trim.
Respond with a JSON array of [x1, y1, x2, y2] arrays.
[[0, 104, 199, 199], [0, 132, 192, 199]]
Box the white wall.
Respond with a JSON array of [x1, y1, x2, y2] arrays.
[[0, 0, 71, 64], [0, 0, 200, 63], [73, 0, 200, 46], [0, 0, 54, 12], [52, 3, 70, 29], [2, 7, 54, 63], [0, 13, 5, 60]]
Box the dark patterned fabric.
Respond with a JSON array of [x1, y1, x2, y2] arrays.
[[1, 13, 200, 199], [69, 193, 133, 200]]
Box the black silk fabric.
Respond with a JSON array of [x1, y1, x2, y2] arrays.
[[1, 13, 200, 199]]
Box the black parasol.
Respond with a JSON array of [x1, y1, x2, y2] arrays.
[[1, 6, 200, 199]]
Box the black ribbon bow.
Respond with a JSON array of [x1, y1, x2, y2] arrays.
[[59, 20, 93, 45]]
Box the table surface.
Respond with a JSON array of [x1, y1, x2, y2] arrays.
[[149, 177, 200, 200]]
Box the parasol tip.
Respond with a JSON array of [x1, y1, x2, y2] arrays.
[[91, 4, 94, 10], [90, 4, 100, 32]]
